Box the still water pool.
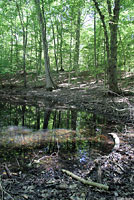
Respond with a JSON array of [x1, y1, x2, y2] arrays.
[[0, 101, 118, 170]]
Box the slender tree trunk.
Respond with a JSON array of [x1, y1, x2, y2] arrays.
[[59, 16, 64, 71], [68, 19, 73, 84], [16, 2, 28, 88], [14, 24, 19, 68], [94, 9, 98, 82], [74, 9, 81, 73], [10, 25, 13, 71], [93, 0, 120, 93], [69, 29, 73, 70], [118, 30, 126, 68], [51, 19, 58, 72], [34, 0, 55, 90], [34, 24, 38, 74], [56, 24, 60, 72], [38, 33, 42, 74], [22, 25, 28, 88]]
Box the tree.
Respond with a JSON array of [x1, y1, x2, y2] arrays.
[[74, 8, 81, 72], [93, 0, 121, 93], [16, 1, 29, 88], [34, 0, 55, 91]]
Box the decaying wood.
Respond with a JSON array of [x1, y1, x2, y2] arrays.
[[108, 132, 120, 150], [62, 169, 109, 190]]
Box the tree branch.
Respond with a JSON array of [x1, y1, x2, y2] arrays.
[[113, 0, 120, 22], [107, 0, 112, 17], [93, 0, 109, 60], [62, 169, 109, 190]]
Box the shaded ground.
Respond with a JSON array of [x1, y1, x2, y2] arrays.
[[0, 71, 134, 123], [0, 71, 134, 199], [0, 133, 134, 200]]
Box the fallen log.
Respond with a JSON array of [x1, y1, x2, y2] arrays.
[[62, 169, 109, 190]]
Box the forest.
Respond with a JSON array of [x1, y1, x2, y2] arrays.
[[0, 0, 134, 199]]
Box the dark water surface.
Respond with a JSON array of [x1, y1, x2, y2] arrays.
[[0, 101, 118, 170]]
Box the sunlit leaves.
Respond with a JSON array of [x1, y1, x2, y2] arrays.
[[0, 0, 133, 75]]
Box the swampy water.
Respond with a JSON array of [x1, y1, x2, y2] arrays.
[[0, 101, 117, 170]]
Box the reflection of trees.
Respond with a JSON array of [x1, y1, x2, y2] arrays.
[[56, 111, 61, 128], [66, 110, 70, 129], [0, 102, 106, 136], [45, 129, 78, 154], [36, 107, 40, 129], [51, 110, 63, 129], [71, 110, 77, 130], [52, 110, 57, 129], [51, 110, 78, 130], [43, 109, 52, 129], [14, 106, 19, 126], [22, 104, 26, 126]]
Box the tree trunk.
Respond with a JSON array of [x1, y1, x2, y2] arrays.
[[22, 26, 27, 88], [10, 25, 13, 70], [74, 9, 81, 73], [34, 0, 55, 90], [16, 2, 28, 88], [107, 0, 120, 93], [94, 9, 98, 82], [51, 19, 58, 72], [93, 0, 120, 93], [59, 16, 64, 71], [38, 33, 42, 74]]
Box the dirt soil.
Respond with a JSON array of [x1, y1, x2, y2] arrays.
[[0, 71, 134, 199], [0, 71, 134, 123]]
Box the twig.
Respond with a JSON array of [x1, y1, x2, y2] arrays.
[[3, 163, 12, 178], [0, 176, 14, 200], [62, 169, 109, 190]]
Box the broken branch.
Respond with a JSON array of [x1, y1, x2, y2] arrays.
[[62, 169, 109, 190]]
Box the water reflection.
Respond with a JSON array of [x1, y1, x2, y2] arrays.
[[0, 101, 114, 170], [0, 102, 106, 133]]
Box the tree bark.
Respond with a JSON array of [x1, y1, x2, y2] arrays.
[[94, 9, 98, 82], [16, 2, 28, 88], [74, 9, 81, 73], [59, 16, 64, 71], [107, 0, 120, 93], [93, 0, 121, 93], [51, 19, 58, 72], [34, 0, 55, 90]]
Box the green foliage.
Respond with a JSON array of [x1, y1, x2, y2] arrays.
[[0, 0, 133, 79]]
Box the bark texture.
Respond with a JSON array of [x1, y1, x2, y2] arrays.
[[34, 0, 54, 90], [93, 0, 121, 93]]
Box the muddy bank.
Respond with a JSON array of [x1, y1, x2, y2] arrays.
[[0, 72, 134, 199], [0, 82, 134, 125], [0, 133, 134, 200]]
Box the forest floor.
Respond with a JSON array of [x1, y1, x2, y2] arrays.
[[0, 71, 134, 199], [1, 70, 134, 123]]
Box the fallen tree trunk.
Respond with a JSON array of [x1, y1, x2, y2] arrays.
[[62, 169, 109, 190]]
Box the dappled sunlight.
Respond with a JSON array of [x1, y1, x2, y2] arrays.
[[0, 0, 134, 197]]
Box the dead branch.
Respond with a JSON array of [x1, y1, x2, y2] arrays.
[[62, 169, 109, 190]]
